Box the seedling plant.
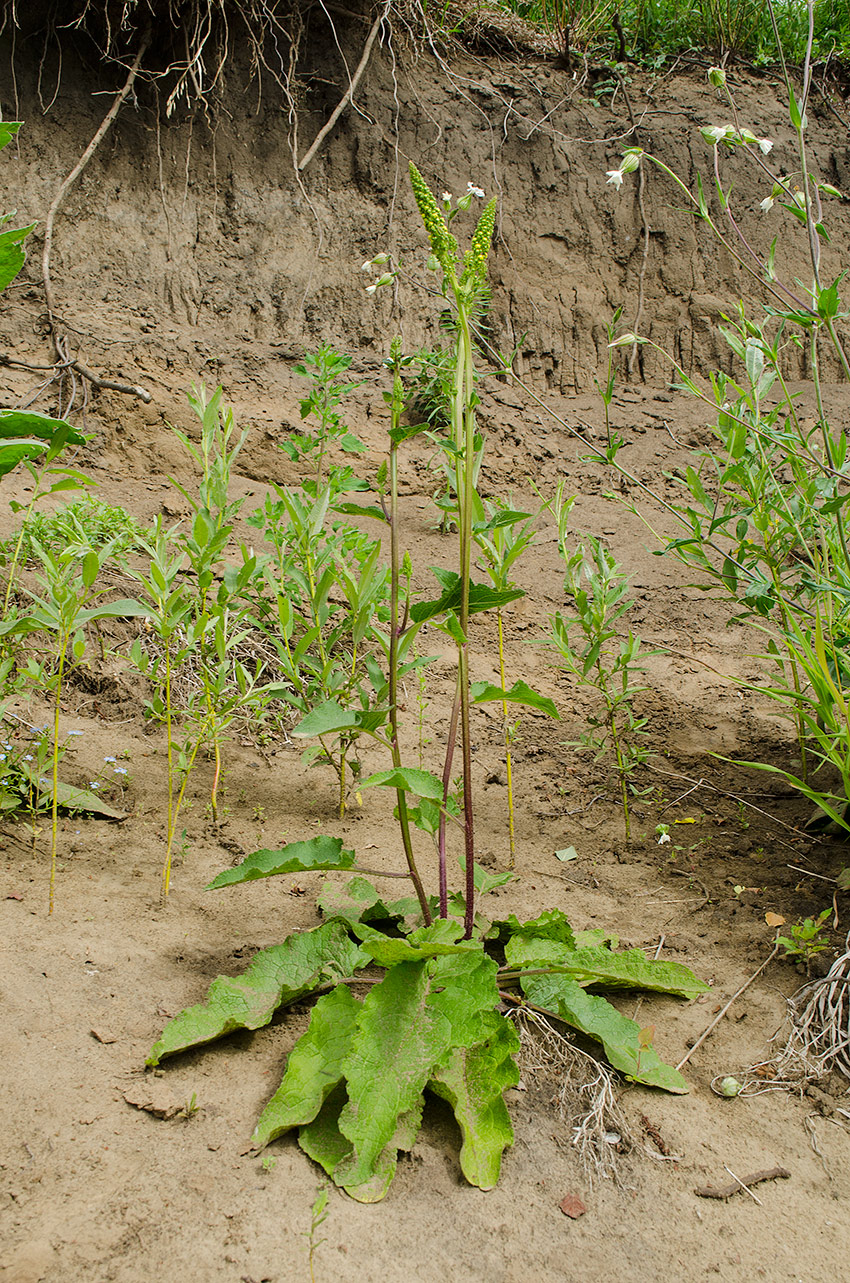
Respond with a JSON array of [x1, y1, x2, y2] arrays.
[[146, 165, 708, 1203]]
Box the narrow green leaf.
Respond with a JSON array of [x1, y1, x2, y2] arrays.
[[428, 1012, 519, 1189], [359, 766, 444, 799], [470, 679, 559, 719], [521, 973, 688, 1092], [505, 936, 708, 1000], [336, 960, 452, 1187], [252, 985, 360, 1148], [146, 921, 365, 1065], [20, 768, 127, 821], [206, 835, 357, 889], [410, 572, 524, 624], [331, 502, 387, 522]]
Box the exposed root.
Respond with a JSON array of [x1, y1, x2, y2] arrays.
[[512, 1007, 633, 1188], [706, 931, 850, 1104]]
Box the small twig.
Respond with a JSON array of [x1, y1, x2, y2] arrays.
[[694, 1166, 790, 1200], [723, 1165, 763, 1204], [787, 864, 838, 885], [297, 3, 389, 171], [677, 936, 782, 1071]]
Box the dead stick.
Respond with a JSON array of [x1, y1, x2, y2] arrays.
[[677, 936, 781, 1071], [41, 34, 151, 400], [297, 3, 388, 171], [695, 1166, 790, 1200]]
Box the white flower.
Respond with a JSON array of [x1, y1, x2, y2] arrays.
[[441, 191, 452, 203], [657, 832, 671, 845], [758, 137, 773, 155], [466, 182, 485, 198], [360, 260, 373, 273], [365, 283, 377, 295], [606, 169, 624, 190], [760, 195, 775, 213]]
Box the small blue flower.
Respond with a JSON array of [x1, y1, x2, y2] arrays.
[[104, 756, 117, 764], [23, 754, 33, 762], [68, 730, 84, 738], [114, 767, 128, 776], [89, 781, 101, 789]]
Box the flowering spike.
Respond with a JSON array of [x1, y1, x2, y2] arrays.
[[409, 162, 458, 274], [463, 196, 497, 286]]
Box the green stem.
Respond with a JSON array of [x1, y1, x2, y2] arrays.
[[454, 292, 478, 938]]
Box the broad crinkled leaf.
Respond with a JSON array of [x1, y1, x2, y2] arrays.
[[355, 918, 477, 967], [505, 936, 708, 1000], [520, 972, 689, 1093], [318, 879, 437, 936], [299, 1083, 424, 1203], [252, 985, 360, 1149], [206, 835, 357, 889], [494, 908, 576, 950], [428, 1011, 519, 1189], [426, 950, 503, 1048], [317, 876, 394, 926], [336, 960, 453, 1186], [146, 921, 366, 1065]]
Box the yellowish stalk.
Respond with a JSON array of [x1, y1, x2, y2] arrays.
[[48, 641, 67, 915]]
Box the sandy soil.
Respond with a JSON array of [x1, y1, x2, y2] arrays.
[[1, 15, 850, 1282]]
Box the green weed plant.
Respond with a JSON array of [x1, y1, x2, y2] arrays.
[[146, 165, 707, 1203]]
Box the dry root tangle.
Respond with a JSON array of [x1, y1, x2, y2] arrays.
[[512, 1007, 633, 1187]]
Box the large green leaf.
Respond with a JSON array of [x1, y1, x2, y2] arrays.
[[428, 1012, 519, 1189], [252, 985, 360, 1149], [359, 766, 444, 799], [336, 960, 453, 1187], [299, 1083, 424, 1203], [520, 972, 688, 1093], [317, 876, 396, 927], [0, 222, 35, 291], [470, 679, 559, 720], [355, 918, 478, 967], [493, 908, 576, 950], [206, 835, 357, 889], [0, 410, 86, 444], [146, 921, 366, 1065], [318, 877, 435, 935], [0, 121, 22, 151], [505, 936, 708, 1000]]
